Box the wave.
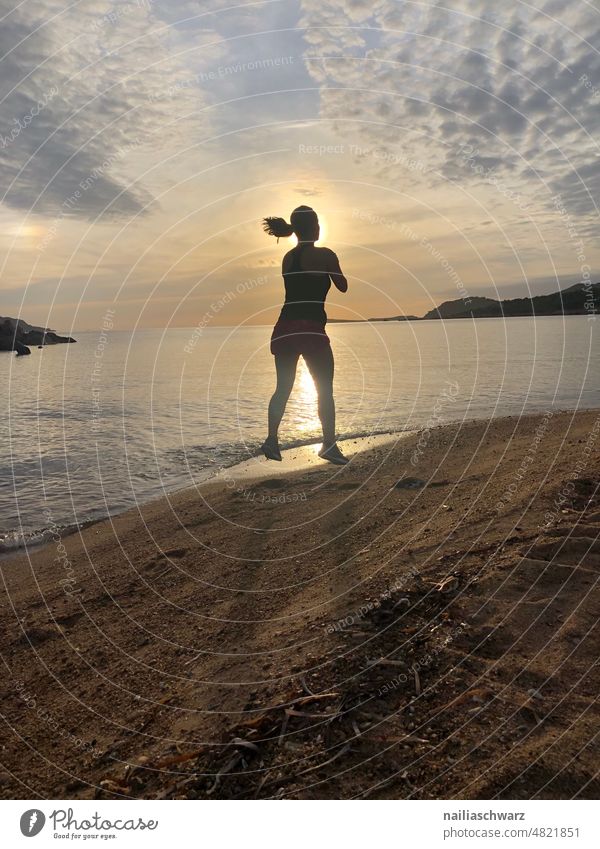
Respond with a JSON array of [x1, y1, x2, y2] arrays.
[[200, 426, 410, 464], [0, 520, 91, 556]]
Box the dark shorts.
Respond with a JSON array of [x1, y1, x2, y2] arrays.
[[270, 319, 331, 357]]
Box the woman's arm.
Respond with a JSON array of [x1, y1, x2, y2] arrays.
[[327, 250, 348, 292]]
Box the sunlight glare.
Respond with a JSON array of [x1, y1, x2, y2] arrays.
[[317, 215, 327, 243], [6, 222, 43, 239], [294, 361, 320, 433]]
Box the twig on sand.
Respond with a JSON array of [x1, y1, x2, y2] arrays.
[[254, 772, 270, 798], [206, 753, 243, 796], [229, 737, 261, 756], [285, 707, 340, 720], [290, 693, 340, 706], [277, 712, 289, 746], [152, 747, 210, 768], [372, 658, 408, 669], [412, 665, 422, 696], [299, 675, 317, 696], [436, 575, 460, 594], [262, 742, 353, 798]]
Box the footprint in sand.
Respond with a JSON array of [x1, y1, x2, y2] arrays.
[[54, 611, 84, 628], [526, 536, 600, 570], [393, 477, 449, 490], [258, 479, 286, 489], [142, 547, 187, 574], [15, 626, 59, 647], [163, 547, 188, 559]]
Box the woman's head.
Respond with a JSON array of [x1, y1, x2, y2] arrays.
[[263, 205, 320, 242]]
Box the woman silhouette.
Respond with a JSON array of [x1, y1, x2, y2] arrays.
[[261, 205, 349, 465]]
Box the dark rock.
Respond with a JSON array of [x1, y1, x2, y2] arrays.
[[20, 329, 76, 345], [0, 333, 30, 355], [394, 477, 426, 489], [0, 316, 76, 352]]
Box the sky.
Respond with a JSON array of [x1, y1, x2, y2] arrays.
[[1, 0, 599, 331]]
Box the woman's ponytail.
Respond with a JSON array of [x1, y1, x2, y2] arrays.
[[262, 216, 294, 241]]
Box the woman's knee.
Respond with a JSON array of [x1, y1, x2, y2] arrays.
[[273, 384, 293, 403]]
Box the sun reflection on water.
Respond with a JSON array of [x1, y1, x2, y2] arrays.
[[292, 360, 320, 434]]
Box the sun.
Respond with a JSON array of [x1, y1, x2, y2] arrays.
[[5, 221, 44, 239], [317, 215, 327, 243]]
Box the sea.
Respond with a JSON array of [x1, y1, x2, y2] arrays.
[[1, 316, 598, 552]]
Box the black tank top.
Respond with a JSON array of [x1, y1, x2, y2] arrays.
[[279, 243, 331, 323]]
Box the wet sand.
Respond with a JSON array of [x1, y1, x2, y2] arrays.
[[1, 410, 599, 799]]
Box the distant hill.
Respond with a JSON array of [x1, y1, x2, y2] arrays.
[[422, 296, 496, 319], [367, 315, 420, 322], [329, 282, 599, 324], [328, 315, 419, 323], [422, 282, 600, 320]]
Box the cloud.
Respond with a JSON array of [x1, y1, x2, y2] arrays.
[[300, 1, 600, 221], [4, 0, 597, 329], [0, 0, 211, 219], [294, 186, 322, 196]]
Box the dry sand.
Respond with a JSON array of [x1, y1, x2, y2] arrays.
[[1, 410, 599, 799]]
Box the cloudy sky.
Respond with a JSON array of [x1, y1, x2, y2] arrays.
[[1, 0, 599, 331]]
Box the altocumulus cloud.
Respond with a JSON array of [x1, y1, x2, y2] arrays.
[[0, 0, 213, 219], [300, 0, 600, 223]]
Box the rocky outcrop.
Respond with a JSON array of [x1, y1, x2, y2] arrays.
[[0, 317, 76, 354], [20, 328, 76, 346], [0, 335, 30, 355]]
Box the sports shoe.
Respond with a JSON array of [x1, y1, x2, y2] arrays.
[[261, 437, 282, 461], [318, 443, 349, 465]]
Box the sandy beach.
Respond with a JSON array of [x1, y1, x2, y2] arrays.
[[1, 410, 599, 799]]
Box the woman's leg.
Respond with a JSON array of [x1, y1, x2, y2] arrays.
[[304, 345, 336, 448], [267, 352, 299, 441]]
